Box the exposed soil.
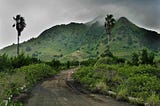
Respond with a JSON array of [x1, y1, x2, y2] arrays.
[[25, 69, 135, 106]]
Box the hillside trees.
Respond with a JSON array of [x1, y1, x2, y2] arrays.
[[131, 49, 155, 65], [131, 52, 139, 66], [0, 53, 40, 72]]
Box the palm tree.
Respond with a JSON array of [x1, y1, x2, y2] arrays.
[[13, 14, 26, 55], [104, 14, 115, 47]]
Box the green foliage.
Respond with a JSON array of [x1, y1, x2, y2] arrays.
[[116, 88, 128, 101], [0, 71, 26, 104], [74, 63, 160, 104], [74, 65, 121, 92], [131, 49, 155, 65], [101, 47, 114, 58], [19, 64, 56, 85], [0, 53, 40, 72], [69, 61, 79, 66], [95, 81, 109, 94], [147, 93, 160, 106], [10, 102, 24, 106], [47, 59, 61, 69], [140, 49, 148, 64], [95, 56, 125, 66], [124, 75, 160, 98], [0, 54, 12, 71], [148, 52, 155, 65], [0, 63, 57, 105], [80, 58, 98, 66], [96, 57, 116, 65], [11, 53, 41, 69], [73, 66, 96, 90], [131, 52, 139, 66]]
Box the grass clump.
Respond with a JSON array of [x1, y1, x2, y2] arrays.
[[147, 93, 160, 106]]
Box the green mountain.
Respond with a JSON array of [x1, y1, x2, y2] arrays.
[[0, 17, 160, 61], [111, 17, 160, 58]]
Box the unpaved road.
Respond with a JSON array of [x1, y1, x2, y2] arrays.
[[25, 69, 134, 106]]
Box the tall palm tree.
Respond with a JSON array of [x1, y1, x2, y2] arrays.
[[13, 14, 26, 55], [105, 14, 115, 47]]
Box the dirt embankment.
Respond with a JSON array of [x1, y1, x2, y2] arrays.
[[25, 69, 134, 106]]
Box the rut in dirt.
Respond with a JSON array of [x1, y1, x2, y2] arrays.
[[25, 69, 135, 106]]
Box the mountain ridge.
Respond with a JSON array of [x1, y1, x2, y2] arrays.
[[0, 16, 160, 61]]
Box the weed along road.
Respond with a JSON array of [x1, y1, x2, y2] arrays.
[[25, 69, 134, 106]]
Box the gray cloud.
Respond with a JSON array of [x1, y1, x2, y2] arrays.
[[0, 0, 160, 49]]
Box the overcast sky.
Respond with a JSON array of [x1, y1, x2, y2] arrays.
[[0, 0, 160, 49]]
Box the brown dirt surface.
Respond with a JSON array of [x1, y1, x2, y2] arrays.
[[25, 69, 135, 106]]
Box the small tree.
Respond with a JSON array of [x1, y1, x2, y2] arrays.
[[131, 52, 139, 66], [139, 49, 148, 64], [13, 14, 26, 55], [148, 52, 155, 65], [134, 49, 155, 65], [105, 14, 116, 47]]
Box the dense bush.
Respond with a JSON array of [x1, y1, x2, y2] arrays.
[[0, 53, 41, 72], [131, 49, 155, 65], [0, 63, 57, 105], [74, 66, 94, 85], [147, 93, 160, 106], [74, 65, 121, 92], [0, 52, 64, 105], [101, 47, 114, 58], [73, 64, 160, 104], [95, 57, 125, 65], [80, 58, 98, 66], [11, 53, 41, 69], [47, 59, 61, 70], [17, 63, 56, 85], [123, 75, 160, 98], [0, 54, 12, 71], [118, 65, 160, 78]]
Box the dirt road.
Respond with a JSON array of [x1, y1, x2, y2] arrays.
[[25, 69, 134, 106]]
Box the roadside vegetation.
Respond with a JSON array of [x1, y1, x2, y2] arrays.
[[73, 49, 160, 106], [0, 53, 68, 106]]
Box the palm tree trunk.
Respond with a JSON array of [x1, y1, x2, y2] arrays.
[[108, 34, 110, 46], [17, 32, 20, 55]]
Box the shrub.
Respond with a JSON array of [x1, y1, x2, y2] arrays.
[[124, 75, 160, 99], [131, 49, 155, 65], [73, 66, 93, 81], [147, 93, 160, 106], [73, 66, 97, 90], [131, 52, 139, 66], [95, 57, 116, 65], [95, 81, 108, 94], [81, 58, 98, 66], [11, 53, 40, 69], [47, 59, 61, 69], [74, 62, 160, 104], [101, 47, 114, 58], [0, 54, 12, 72], [116, 88, 128, 101], [16, 64, 56, 86]]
